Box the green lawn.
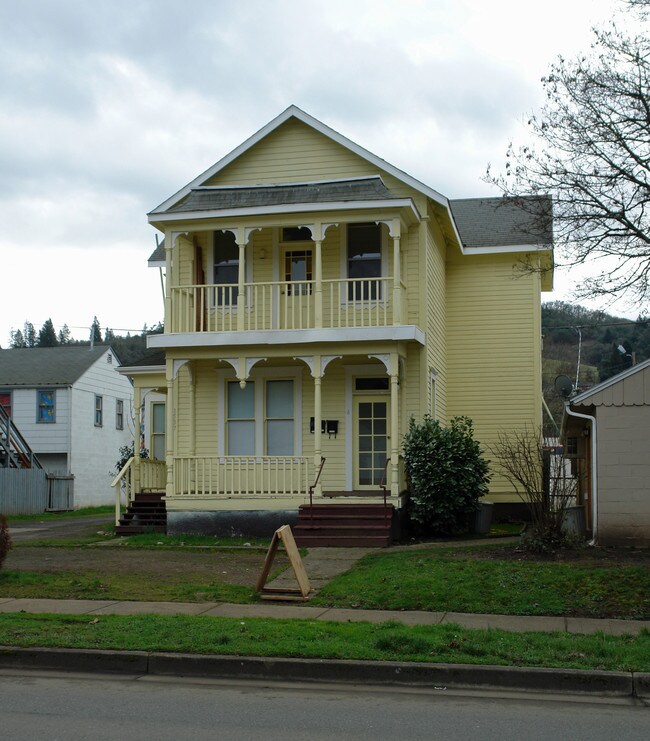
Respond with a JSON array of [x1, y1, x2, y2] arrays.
[[6, 506, 114, 522], [311, 547, 650, 620], [0, 612, 648, 672]]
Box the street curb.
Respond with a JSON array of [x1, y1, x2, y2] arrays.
[[0, 646, 643, 697]]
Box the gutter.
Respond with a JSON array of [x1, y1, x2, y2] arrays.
[[564, 402, 597, 544]]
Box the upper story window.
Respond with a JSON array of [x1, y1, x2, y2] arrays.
[[282, 226, 312, 242], [37, 389, 56, 423], [285, 250, 312, 295], [94, 395, 103, 427], [213, 230, 239, 306], [347, 223, 382, 300], [116, 399, 124, 430]]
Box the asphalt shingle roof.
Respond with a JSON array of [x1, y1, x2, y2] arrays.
[[167, 177, 396, 214], [450, 196, 552, 249], [0, 347, 113, 387]]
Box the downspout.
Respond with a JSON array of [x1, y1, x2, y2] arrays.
[[564, 402, 597, 545]]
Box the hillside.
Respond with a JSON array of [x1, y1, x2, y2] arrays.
[[541, 301, 650, 431]]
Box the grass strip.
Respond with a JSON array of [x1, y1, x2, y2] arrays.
[[7, 506, 114, 522], [0, 613, 648, 672], [312, 548, 650, 620]]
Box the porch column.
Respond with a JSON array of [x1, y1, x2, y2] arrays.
[[165, 361, 174, 499], [313, 354, 323, 496], [237, 227, 247, 331], [189, 363, 196, 455], [132, 384, 142, 496], [389, 352, 399, 497], [391, 220, 402, 326]]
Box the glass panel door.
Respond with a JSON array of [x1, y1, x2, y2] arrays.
[[353, 395, 389, 488]]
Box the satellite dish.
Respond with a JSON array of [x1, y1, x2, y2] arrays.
[[554, 375, 574, 399]]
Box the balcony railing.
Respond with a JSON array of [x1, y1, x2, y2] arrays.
[[170, 277, 399, 333], [173, 456, 311, 499]]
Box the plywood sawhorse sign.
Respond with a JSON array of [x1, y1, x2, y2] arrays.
[[256, 525, 311, 601]]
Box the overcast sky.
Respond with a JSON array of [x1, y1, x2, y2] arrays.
[[0, 0, 634, 346]]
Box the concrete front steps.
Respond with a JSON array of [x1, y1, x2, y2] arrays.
[[293, 502, 394, 547], [114, 492, 167, 535]]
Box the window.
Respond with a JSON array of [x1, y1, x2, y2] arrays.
[[225, 378, 296, 456], [347, 223, 382, 300], [227, 382, 256, 455], [266, 380, 294, 455], [37, 389, 56, 423], [213, 230, 239, 306], [282, 226, 312, 242], [94, 395, 103, 427], [0, 392, 11, 418], [285, 250, 312, 295], [116, 399, 124, 430], [151, 402, 166, 460], [355, 377, 389, 391]]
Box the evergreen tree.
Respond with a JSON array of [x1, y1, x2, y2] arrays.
[[23, 321, 36, 348], [90, 317, 102, 345], [10, 328, 25, 348], [104, 327, 115, 342], [37, 318, 59, 347], [57, 324, 71, 344]]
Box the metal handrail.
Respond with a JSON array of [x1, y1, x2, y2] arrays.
[[379, 457, 390, 523], [308, 457, 326, 519]]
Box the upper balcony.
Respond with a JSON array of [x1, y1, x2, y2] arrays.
[[170, 276, 408, 333]]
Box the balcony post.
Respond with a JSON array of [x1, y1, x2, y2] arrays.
[[164, 234, 173, 332], [391, 220, 402, 326], [313, 224, 323, 328], [237, 231, 246, 331], [165, 360, 174, 500]]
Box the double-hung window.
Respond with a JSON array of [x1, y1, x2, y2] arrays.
[[94, 395, 103, 427], [37, 389, 55, 423], [225, 378, 296, 456], [347, 223, 382, 300], [116, 399, 124, 430], [213, 230, 239, 306]]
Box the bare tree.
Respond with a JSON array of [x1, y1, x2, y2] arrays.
[[486, 10, 650, 307], [490, 428, 579, 550]]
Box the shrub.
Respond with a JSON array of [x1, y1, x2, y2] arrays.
[[0, 515, 11, 570], [403, 415, 491, 536], [112, 440, 149, 477]]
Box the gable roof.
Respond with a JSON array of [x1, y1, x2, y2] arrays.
[[0, 347, 116, 388], [149, 105, 450, 217], [570, 356, 650, 407]]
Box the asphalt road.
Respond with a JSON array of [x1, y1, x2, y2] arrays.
[[1, 670, 648, 741]]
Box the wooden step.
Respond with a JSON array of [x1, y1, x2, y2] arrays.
[[293, 534, 391, 547]]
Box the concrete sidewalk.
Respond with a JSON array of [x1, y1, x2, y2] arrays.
[[1, 596, 649, 636]]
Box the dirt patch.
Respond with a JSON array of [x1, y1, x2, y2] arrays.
[[3, 546, 285, 587], [447, 543, 650, 567]]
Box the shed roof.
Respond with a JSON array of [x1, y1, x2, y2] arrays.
[[0, 347, 114, 388], [570, 357, 650, 408]]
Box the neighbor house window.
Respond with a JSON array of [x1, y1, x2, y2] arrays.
[[0, 391, 11, 418], [37, 389, 56, 423], [151, 402, 166, 460], [213, 230, 239, 306], [347, 222, 382, 300], [116, 399, 124, 430], [94, 395, 103, 427]]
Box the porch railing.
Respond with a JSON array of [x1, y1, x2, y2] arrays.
[[111, 457, 167, 524], [170, 277, 397, 332], [173, 456, 311, 499]]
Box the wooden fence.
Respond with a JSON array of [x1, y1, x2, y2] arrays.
[[0, 469, 74, 515]]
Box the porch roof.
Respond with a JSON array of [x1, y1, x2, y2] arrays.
[[167, 176, 395, 214]]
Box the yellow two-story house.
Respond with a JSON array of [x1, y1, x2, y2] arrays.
[[120, 106, 553, 544]]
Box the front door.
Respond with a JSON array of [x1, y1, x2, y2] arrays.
[[353, 395, 389, 489]]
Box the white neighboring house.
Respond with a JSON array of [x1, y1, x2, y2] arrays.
[[0, 346, 134, 507]]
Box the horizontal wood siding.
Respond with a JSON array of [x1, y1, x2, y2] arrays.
[[426, 216, 447, 421], [9, 387, 70, 453], [446, 252, 542, 500]]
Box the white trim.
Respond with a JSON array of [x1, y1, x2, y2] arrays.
[[465, 243, 550, 255], [149, 106, 448, 214], [148, 199, 420, 224], [147, 325, 426, 349], [148, 260, 165, 268], [118, 365, 165, 375]]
